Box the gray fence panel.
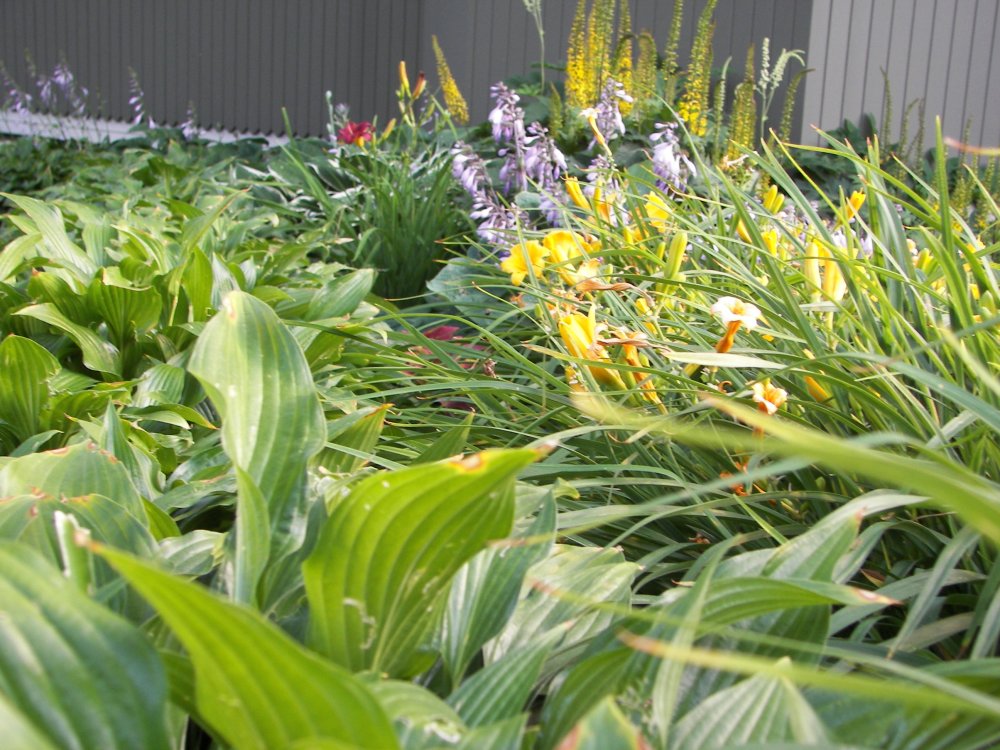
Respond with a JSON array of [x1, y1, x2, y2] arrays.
[[800, 0, 1000, 148], [0, 0, 995, 146]]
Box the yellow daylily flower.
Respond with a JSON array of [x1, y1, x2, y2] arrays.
[[762, 184, 785, 214], [500, 240, 549, 286], [558, 310, 624, 387]]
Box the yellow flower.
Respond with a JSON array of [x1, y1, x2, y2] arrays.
[[500, 241, 548, 286], [804, 376, 831, 402], [558, 310, 624, 387], [752, 380, 788, 415], [643, 192, 673, 231], [622, 343, 663, 408], [543, 230, 586, 265], [762, 184, 785, 214], [843, 190, 866, 223], [565, 176, 590, 211], [432, 35, 469, 125]]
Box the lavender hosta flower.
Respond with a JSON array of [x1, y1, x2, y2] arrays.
[[451, 142, 490, 198], [488, 82, 525, 145], [582, 78, 631, 150], [649, 122, 697, 192], [471, 194, 524, 247]]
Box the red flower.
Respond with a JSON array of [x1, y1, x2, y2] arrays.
[[337, 120, 373, 146]]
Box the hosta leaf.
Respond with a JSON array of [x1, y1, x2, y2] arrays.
[[188, 290, 325, 532], [0, 692, 58, 750], [449, 629, 558, 728], [0, 493, 155, 559], [306, 267, 375, 319], [369, 680, 465, 750], [0, 335, 60, 442], [98, 545, 399, 750], [442, 496, 555, 683], [0, 441, 145, 520], [15, 302, 120, 376], [233, 467, 271, 606], [316, 403, 390, 473], [0, 542, 170, 750], [2, 194, 97, 280], [554, 697, 648, 750], [671, 668, 828, 750], [485, 545, 639, 666], [87, 270, 162, 345], [454, 715, 526, 750], [304, 448, 537, 677]]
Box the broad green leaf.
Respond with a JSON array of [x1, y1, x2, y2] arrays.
[[0, 542, 169, 750], [87, 270, 162, 346], [554, 697, 648, 750], [2, 194, 97, 280], [671, 668, 828, 749], [304, 448, 537, 676], [0, 493, 155, 559], [454, 715, 526, 750], [233, 467, 271, 605], [0, 441, 145, 520], [188, 291, 325, 531], [15, 303, 120, 376], [416, 411, 475, 464], [307, 267, 376, 319], [316, 403, 390, 473], [0, 335, 59, 442], [159, 530, 224, 576], [449, 631, 558, 728], [98, 545, 399, 750], [442, 496, 555, 683], [369, 680, 465, 750], [485, 545, 639, 666], [0, 692, 58, 750]]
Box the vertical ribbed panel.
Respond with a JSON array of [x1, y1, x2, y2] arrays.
[[799, 0, 1000, 147], [0, 1, 995, 146]]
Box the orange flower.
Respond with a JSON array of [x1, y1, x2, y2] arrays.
[[751, 380, 788, 415]]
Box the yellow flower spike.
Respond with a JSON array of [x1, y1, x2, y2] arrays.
[[762, 184, 785, 215], [558, 310, 624, 388], [565, 176, 590, 211], [500, 240, 549, 286]]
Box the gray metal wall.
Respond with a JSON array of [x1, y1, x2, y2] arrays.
[[0, 1, 810, 138], [0, 1, 995, 147], [802, 0, 1000, 148]]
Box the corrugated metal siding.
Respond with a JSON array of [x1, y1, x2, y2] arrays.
[[0, 1, 996, 146], [802, 0, 1000, 148]]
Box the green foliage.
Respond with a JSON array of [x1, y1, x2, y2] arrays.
[[0, 86, 997, 748]]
